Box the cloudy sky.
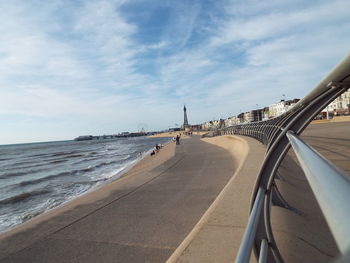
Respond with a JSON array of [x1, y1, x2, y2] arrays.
[[0, 0, 349, 144]]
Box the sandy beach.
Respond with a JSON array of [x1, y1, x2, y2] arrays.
[[0, 140, 175, 240]]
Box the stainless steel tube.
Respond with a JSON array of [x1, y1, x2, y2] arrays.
[[286, 131, 350, 254], [235, 187, 265, 263]]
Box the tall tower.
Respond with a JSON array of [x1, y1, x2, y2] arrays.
[[183, 105, 189, 129]]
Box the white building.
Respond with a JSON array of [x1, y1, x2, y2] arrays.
[[201, 121, 212, 130], [201, 120, 220, 130], [267, 99, 300, 118], [322, 89, 350, 116], [225, 116, 238, 127]]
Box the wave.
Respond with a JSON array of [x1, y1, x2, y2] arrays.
[[49, 159, 68, 164], [0, 189, 51, 205], [18, 171, 78, 187], [0, 167, 48, 179], [44, 154, 85, 164], [1, 154, 88, 173], [51, 151, 76, 157], [65, 154, 84, 158], [16, 159, 125, 187], [0, 161, 47, 171]]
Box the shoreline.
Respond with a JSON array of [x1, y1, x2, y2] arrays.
[[0, 139, 175, 239]]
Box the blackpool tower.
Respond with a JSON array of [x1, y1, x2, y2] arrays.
[[183, 105, 189, 129]]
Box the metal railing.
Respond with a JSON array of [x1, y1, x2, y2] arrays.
[[220, 54, 350, 263]]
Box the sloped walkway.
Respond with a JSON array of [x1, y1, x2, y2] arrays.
[[0, 136, 236, 263]]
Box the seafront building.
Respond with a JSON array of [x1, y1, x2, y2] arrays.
[[200, 120, 221, 130], [224, 116, 238, 127], [265, 99, 300, 119], [321, 88, 350, 117], [194, 91, 348, 130]]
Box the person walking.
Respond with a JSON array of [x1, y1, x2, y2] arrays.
[[176, 135, 180, 145]]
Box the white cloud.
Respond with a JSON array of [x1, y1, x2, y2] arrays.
[[160, 1, 201, 48], [210, 0, 350, 46], [145, 41, 168, 50], [0, 0, 349, 144]]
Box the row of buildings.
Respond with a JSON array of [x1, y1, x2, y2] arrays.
[[198, 89, 350, 130], [200, 98, 300, 130]]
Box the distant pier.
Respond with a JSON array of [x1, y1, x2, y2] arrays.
[[74, 132, 149, 141]]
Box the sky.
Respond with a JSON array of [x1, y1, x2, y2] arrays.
[[0, 0, 349, 144]]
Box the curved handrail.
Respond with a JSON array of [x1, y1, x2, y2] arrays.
[[221, 53, 350, 263], [287, 132, 350, 254]]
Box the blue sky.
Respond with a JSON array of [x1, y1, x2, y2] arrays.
[[0, 0, 349, 144]]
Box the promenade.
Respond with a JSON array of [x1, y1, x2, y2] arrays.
[[0, 122, 349, 263], [0, 136, 236, 263]]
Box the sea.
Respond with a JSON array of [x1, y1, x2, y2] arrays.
[[0, 136, 171, 233]]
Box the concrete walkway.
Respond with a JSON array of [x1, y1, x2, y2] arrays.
[[0, 136, 236, 263], [167, 136, 265, 263]]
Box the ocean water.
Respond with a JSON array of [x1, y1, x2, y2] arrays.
[[0, 137, 171, 233]]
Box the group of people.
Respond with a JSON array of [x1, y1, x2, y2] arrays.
[[150, 144, 163, 156], [150, 133, 181, 157]]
